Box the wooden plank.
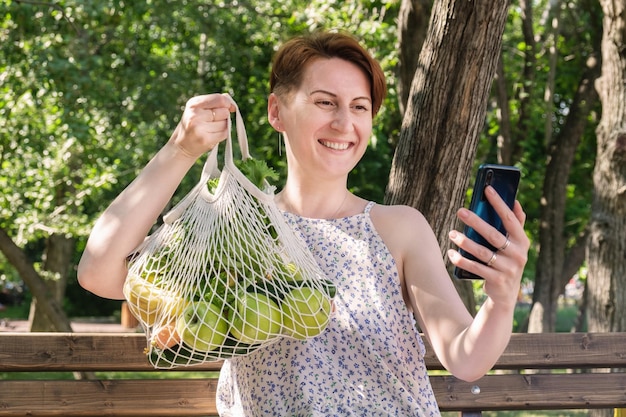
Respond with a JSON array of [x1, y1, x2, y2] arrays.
[[4, 332, 626, 372], [494, 332, 626, 369], [423, 332, 626, 370], [2, 373, 625, 415], [432, 372, 626, 411], [3, 332, 626, 414], [0, 379, 218, 416], [0, 333, 223, 372]]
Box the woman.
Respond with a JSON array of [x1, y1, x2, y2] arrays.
[[78, 31, 529, 416]]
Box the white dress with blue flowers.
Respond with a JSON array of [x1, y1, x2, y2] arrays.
[[216, 202, 441, 417]]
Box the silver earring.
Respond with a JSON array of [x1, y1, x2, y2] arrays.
[[278, 133, 282, 156]]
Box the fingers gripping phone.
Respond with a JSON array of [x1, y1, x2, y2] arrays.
[[454, 164, 521, 280]]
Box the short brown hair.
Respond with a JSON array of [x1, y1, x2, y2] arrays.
[[270, 31, 387, 116]]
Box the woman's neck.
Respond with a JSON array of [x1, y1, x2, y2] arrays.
[[276, 180, 352, 219]]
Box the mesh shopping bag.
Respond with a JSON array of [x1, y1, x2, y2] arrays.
[[123, 96, 336, 369]]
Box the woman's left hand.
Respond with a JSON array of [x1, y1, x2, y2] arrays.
[[447, 185, 530, 306]]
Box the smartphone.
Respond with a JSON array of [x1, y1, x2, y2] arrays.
[[454, 164, 521, 280]]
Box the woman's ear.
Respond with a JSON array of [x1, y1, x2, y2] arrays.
[[267, 93, 283, 132]]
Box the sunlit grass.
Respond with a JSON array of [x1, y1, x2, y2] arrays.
[[0, 371, 219, 380], [442, 412, 589, 417]]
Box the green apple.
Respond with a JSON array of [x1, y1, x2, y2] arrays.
[[177, 301, 228, 352], [229, 291, 282, 344], [281, 287, 332, 340]]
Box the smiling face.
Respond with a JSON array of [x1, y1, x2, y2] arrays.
[[269, 57, 373, 183]]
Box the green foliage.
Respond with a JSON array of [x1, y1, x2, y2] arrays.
[[234, 158, 279, 190], [479, 0, 601, 284], [0, 299, 30, 320], [1, 0, 400, 315], [1, 0, 601, 316], [513, 303, 584, 333]]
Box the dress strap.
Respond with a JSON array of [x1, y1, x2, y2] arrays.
[[364, 201, 375, 214]]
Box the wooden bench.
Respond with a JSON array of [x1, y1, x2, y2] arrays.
[[1, 332, 626, 416]]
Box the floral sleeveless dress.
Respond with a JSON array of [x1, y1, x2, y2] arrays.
[[216, 202, 441, 417]]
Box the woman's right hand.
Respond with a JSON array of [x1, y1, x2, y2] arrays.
[[169, 93, 236, 159]]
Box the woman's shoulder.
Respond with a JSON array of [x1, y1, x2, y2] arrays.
[[368, 203, 435, 248], [369, 203, 430, 228]]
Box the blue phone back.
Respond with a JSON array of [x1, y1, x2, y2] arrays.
[[455, 164, 520, 279]]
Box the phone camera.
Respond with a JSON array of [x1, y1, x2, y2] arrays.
[[485, 170, 494, 186], [481, 170, 494, 201]]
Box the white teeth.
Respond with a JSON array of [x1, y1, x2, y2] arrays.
[[320, 140, 349, 150]]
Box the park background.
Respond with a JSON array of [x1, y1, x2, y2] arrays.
[[0, 2, 624, 415]]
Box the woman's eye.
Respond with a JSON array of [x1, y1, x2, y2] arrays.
[[316, 100, 334, 107]]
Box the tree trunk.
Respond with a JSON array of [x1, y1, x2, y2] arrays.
[[587, 1, 626, 415], [386, 0, 510, 313], [542, 0, 561, 147], [29, 233, 76, 332], [0, 227, 73, 332], [527, 53, 601, 333], [397, 0, 432, 115], [587, 0, 626, 333], [494, 54, 513, 165], [572, 277, 588, 333], [512, 0, 537, 163]]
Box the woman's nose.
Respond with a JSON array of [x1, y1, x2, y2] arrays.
[[330, 108, 354, 132]]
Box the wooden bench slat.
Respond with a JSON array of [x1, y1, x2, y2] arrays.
[[3, 332, 626, 372], [433, 373, 626, 411], [3, 373, 626, 414], [0, 379, 218, 417], [0, 333, 223, 372], [492, 332, 626, 369], [2, 332, 626, 415], [424, 332, 626, 370]]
